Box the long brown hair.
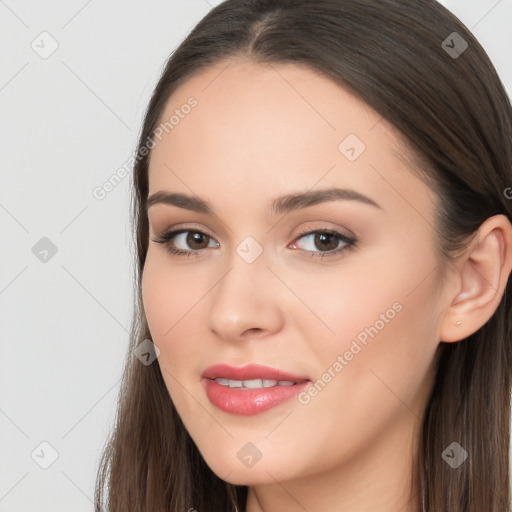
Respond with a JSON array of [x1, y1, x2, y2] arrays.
[[94, 1, 512, 510]]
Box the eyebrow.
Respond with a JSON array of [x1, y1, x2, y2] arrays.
[[146, 187, 382, 215]]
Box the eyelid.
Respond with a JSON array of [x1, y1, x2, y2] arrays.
[[153, 222, 216, 239], [154, 221, 353, 240], [293, 223, 355, 240]]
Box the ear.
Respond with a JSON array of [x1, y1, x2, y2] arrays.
[[439, 214, 512, 343]]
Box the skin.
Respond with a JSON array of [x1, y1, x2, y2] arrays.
[[141, 57, 512, 512]]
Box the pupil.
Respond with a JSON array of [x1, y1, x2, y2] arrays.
[[188, 232, 207, 249], [316, 233, 337, 251]]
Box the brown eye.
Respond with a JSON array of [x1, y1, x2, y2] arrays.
[[152, 228, 219, 257], [152, 227, 356, 260], [290, 228, 357, 259], [313, 232, 339, 252], [186, 231, 211, 250]]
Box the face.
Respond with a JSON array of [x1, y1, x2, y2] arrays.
[[142, 58, 445, 487]]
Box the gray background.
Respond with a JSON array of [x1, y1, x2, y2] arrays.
[[1, 0, 511, 510]]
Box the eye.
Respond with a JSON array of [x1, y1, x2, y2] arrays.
[[290, 227, 357, 258], [151, 226, 357, 259], [152, 228, 219, 258]]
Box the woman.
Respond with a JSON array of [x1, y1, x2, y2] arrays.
[[94, 1, 512, 510]]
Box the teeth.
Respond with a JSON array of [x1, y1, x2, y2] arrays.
[[213, 378, 297, 389], [243, 379, 267, 389]]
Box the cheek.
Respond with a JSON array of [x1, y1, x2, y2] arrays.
[[281, 247, 414, 361], [279, 253, 440, 472], [141, 251, 204, 413], [141, 250, 200, 341], [299, 248, 440, 423], [142, 254, 173, 339], [141, 251, 202, 372]]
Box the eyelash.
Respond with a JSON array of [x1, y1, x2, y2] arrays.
[[151, 226, 357, 259]]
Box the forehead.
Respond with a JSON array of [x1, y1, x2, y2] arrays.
[[147, 58, 434, 217]]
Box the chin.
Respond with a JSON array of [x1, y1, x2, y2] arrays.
[[199, 446, 302, 486]]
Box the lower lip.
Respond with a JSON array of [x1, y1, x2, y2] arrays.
[[203, 378, 310, 416]]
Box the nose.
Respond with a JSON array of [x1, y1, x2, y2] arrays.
[[207, 249, 284, 343]]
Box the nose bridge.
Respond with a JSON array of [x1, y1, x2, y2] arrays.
[[207, 234, 282, 339], [215, 234, 269, 307]]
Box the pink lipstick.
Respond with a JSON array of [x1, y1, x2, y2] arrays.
[[202, 363, 311, 415]]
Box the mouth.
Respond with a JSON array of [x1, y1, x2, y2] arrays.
[[201, 363, 311, 415]]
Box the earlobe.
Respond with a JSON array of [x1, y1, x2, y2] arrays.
[[439, 214, 512, 343]]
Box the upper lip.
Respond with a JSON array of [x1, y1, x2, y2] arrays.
[[202, 363, 310, 382]]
